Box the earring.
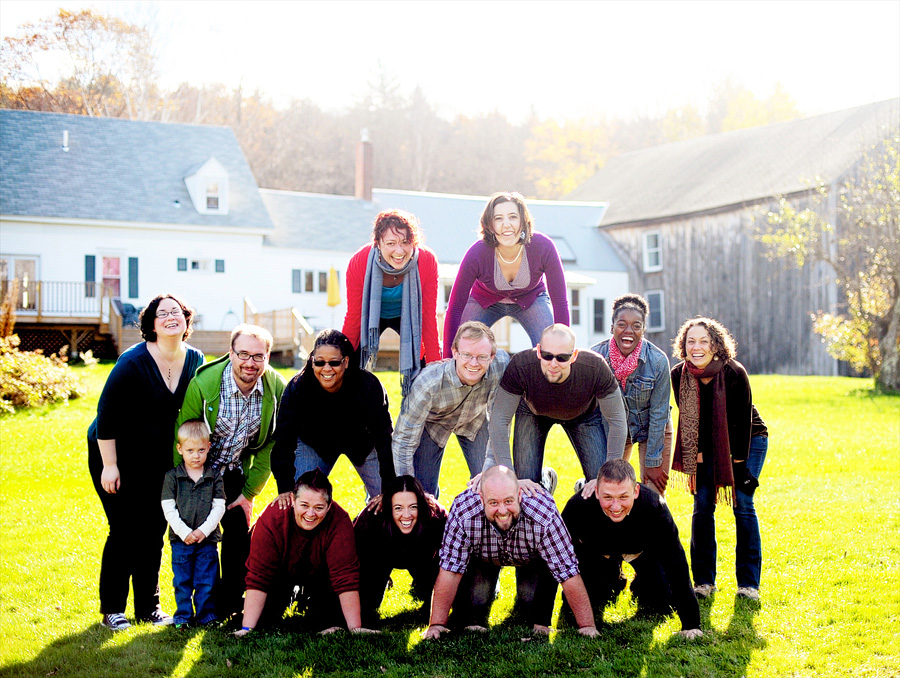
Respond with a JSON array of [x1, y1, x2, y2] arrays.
[[519, 230, 526, 241]]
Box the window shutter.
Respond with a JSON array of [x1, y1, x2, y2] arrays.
[[128, 257, 139, 298], [85, 255, 96, 298]]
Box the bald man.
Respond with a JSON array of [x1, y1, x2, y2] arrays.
[[487, 324, 627, 485], [424, 466, 598, 639]]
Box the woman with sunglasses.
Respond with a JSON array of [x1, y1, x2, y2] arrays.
[[87, 293, 205, 631], [270, 329, 394, 506], [442, 191, 568, 358]]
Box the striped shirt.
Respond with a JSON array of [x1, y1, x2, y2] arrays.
[[208, 365, 263, 476], [439, 488, 580, 583], [393, 350, 509, 476]]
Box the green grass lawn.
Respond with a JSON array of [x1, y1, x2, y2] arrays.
[[1, 366, 898, 677]]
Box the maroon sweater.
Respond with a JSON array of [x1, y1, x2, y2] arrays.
[[245, 501, 359, 596]]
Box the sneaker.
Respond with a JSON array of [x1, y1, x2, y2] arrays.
[[101, 613, 131, 631], [693, 584, 717, 598], [541, 467, 559, 495], [736, 586, 760, 600], [573, 478, 586, 495], [139, 609, 175, 626], [173, 622, 191, 630]]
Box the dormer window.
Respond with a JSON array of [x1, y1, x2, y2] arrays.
[[184, 157, 229, 215]]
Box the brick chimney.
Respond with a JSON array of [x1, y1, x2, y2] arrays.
[[355, 128, 373, 201]]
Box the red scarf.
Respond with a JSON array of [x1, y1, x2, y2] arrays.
[[608, 338, 643, 392]]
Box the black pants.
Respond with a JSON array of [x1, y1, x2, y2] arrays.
[[216, 468, 252, 618], [257, 578, 346, 631], [88, 438, 166, 617], [358, 556, 439, 627], [450, 558, 559, 628]]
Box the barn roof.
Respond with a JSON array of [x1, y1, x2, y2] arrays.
[[0, 109, 273, 230], [567, 98, 900, 226]]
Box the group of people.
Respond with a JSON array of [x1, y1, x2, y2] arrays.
[[87, 190, 768, 643]]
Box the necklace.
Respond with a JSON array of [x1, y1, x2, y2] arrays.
[[154, 344, 182, 382], [496, 245, 523, 265]]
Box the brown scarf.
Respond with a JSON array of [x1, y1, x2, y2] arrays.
[[673, 358, 734, 505]]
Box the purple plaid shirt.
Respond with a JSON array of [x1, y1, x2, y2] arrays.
[[439, 488, 580, 583]]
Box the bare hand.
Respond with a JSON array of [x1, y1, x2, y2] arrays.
[[350, 627, 380, 635], [367, 494, 384, 514], [423, 624, 450, 640], [271, 492, 293, 510], [318, 626, 343, 635], [466, 473, 482, 492], [577, 625, 600, 638], [189, 529, 205, 544], [678, 628, 703, 640], [532, 624, 551, 636], [518, 479, 546, 498], [228, 494, 253, 527], [580, 479, 597, 499], [232, 628, 252, 638], [643, 465, 669, 494], [100, 464, 121, 494]]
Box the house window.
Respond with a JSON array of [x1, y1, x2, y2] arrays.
[[292, 270, 302, 293], [593, 298, 605, 334], [102, 256, 121, 298], [443, 284, 453, 306], [643, 231, 663, 272], [305, 271, 315, 293], [206, 182, 219, 210], [177, 258, 187, 272], [570, 289, 581, 325], [190, 260, 208, 271], [215, 259, 225, 273], [646, 290, 665, 332], [318, 271, 328, 292]]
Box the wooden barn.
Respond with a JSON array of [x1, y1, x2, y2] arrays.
[[568, 99, 899, 375]]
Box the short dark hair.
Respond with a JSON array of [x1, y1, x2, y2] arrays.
[[230, 324, 273, 353], [372, 209, 422, 247], [598, 459, 637, 485], [306, 328, 355, 371], [611, 294, 649, 324], [381, 475, 432, 538], [479, 191, 534, 248], [138, 293, 194, 342], [293, 469, 332, 504], [672, 316, 737, 362]]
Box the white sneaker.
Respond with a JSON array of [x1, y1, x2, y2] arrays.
[[541, 467, 558, 495], [693, 584, 717, 598], [736, 586, 759, 600], [101, 613, 131, 631]]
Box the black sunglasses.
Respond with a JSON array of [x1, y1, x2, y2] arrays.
[[313, 359, 344, 367], [539, 350, 573, 363]]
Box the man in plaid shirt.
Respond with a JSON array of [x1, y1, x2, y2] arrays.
[[424, 465, 599, 638], [393, 321, 509, 497]]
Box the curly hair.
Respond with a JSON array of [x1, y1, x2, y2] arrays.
[[478, 191, 534, 248], [372, 209, 422, 247], [611, 293, 649, 324], [672, 316, 737, 362], [138, 293, 194, 342]]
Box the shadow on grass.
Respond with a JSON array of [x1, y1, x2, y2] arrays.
[[0, 621, 193, 678]]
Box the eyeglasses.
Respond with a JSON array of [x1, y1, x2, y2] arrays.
[[155, 309, 184, 319], [614, 321, 644, 332], [234, 351, 267, 363], [457, 352, 492, 365], [313, 359, 344, 367], [539, 350, 573, 363]]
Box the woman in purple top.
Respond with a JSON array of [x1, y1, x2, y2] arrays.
[[442, 191, 569, 358]]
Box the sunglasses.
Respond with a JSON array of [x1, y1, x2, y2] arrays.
[[313, 359, 344, 367], [539, 350, 573, 363]]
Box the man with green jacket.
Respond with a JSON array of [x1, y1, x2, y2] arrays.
[[174, 324, 287, 619]]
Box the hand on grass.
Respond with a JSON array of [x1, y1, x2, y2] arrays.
[[232, 628, 252, 638], [422, 624, 450, 640], [101, 464, 120, 494], [318, 626, 343, 635], [577, 625, 600, 638], [678, 628, 703, 640], [228, 494, 253, 526], [532, 624, 551, 636], [350, 627, 380, 634]]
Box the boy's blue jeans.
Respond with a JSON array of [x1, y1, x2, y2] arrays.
[[172, 540, 219, 624], [690, 435, 768, 590]]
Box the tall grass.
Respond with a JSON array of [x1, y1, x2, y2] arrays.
[[0, 367, 897, 677]]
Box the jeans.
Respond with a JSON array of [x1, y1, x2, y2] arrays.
[[294, 438, 382, 500], [413, 423, 488, 498], [172, 540, 219, 624], [512, 399, 608, 483], [451, 558, 558, 628], [460, 291, 553, 349], [691, 435, 768, 589]]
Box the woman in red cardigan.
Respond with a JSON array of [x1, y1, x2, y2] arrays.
[[342, 209, 440, 395]]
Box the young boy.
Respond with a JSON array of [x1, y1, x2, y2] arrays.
[[161, 419, 226, 627]]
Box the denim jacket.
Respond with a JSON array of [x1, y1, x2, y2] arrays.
[[591, 339, 672, 467]]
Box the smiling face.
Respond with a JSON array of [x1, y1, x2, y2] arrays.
[[481, 474, 520, 532], [536, 332, 578, 384], [177, 437, 209, 472], [491, 201, 523, 248], [230, 333, 269, 393], [612, 308, 645, 358], [154, 297, 187, 339], [685, 325, 714, 370], [453, 335, 494, 386], [312, 345, 348, 393], [391, 490, 419, 534], [293, 487, 331, 531], [377, 226, 414, 271], [596, 477, 639, 523]]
